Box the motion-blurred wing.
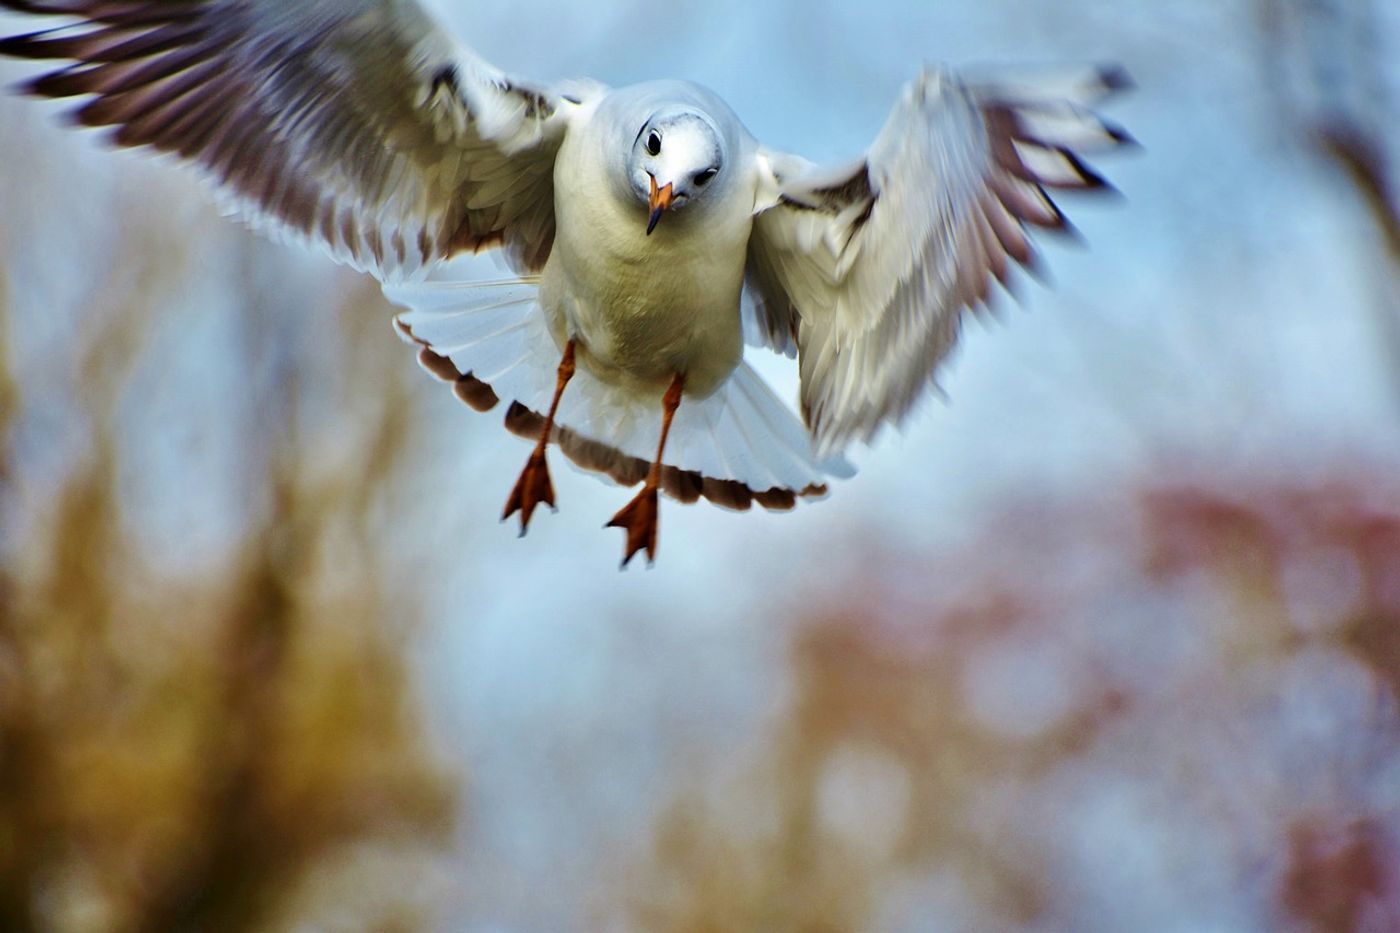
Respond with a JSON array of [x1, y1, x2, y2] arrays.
[[747, 65, 1132, 454], [0, 0, 602, 277]]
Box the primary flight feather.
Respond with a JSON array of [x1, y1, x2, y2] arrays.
[[0, 0, 1132, 566]]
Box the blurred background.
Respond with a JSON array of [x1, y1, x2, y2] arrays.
[[2, 0, 1399, 929]]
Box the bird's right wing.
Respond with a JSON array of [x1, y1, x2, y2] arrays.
[[0, 0, 606, 278]]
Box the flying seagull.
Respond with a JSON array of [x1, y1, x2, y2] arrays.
[[0, 0, 1132, 566]]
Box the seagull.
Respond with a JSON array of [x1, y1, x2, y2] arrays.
[[0, 0, 1132, 566]]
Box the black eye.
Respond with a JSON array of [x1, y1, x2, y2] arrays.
[[646, 131, 662, 156], [694, 167, 719, 187]]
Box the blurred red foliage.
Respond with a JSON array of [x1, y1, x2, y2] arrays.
[[632, 464, 1400, 930]]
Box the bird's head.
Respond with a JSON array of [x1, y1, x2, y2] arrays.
[[629, 109, 725, 235]]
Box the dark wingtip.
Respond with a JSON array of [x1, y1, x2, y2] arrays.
[[25, 66, 93, 99], [1038, 189, 1084, 242], [1105, 121, 1142, 150], [1055, 147, 1110, 190], [1099, 64, 1134, 94], [0, 32, 37, 59]]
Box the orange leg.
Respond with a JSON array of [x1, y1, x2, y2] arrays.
[[503, 340, 575, 534], [607, 373, 685, 567]]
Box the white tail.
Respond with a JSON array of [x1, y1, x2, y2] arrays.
[[385, 276, 853, 510]]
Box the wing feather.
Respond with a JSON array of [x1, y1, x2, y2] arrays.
[[0, 0, 606, 278], [746, 65, 1131, 454]]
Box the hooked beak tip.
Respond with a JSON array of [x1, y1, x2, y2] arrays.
[[647, 207, 664, 236]]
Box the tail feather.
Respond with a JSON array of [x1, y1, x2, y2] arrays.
[[724, 383, 807, 493], [731, 364, 856, 480], [386, 277, 852, 510], [709, 405, 765, 492], [407, 306, 536, 353]]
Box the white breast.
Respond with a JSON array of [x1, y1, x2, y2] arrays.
[[541, 103, 756, 399]]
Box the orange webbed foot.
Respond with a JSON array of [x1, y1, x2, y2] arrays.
[[607, 484, 660, 568], [502, 448, 556, 535]]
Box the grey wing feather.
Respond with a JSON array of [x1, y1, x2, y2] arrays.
[[746, 65, 1132, 455], [0, 0, 603, 278]]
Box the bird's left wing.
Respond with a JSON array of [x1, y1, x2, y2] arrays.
[[746, 66, 1132, 454], [0, 0, 602, 278]]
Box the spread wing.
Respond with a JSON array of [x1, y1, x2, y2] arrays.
[[746, 65, 1132, 454], [0, 0, 604, 278]]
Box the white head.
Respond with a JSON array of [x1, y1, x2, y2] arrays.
[[628, 109, 725, 235]]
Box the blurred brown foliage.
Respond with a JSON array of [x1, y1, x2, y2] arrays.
[[0, 204, 458, 932]]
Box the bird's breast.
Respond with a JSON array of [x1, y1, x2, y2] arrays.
[[544, 140, 754, 398]]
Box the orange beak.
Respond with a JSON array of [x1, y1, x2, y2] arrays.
[[647, 174, 674, 236]]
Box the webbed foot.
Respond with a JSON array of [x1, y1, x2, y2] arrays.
[[607, 484, 659, 567], [503, 448, 555, 535]]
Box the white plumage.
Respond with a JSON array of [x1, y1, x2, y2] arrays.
[[0, 0, 1131, 563]]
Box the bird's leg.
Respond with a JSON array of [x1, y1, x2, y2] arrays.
[[608, 373, 685, 567], [503, 339, 576, 534]]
